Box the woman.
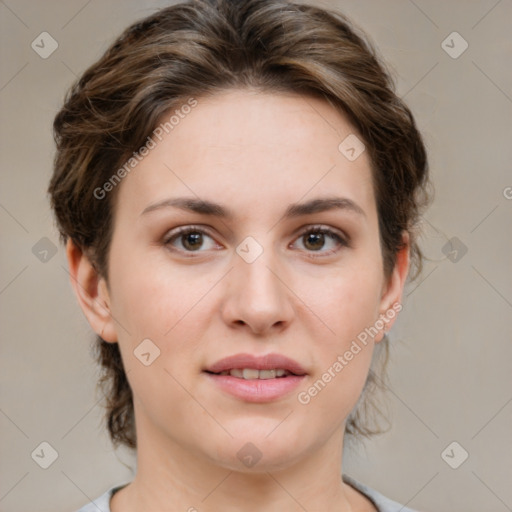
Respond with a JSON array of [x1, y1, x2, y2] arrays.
[[49, 0, 430, 510]]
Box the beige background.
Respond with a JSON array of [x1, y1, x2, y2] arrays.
[[1, 1, 511, 511]]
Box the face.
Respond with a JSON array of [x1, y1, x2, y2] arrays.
[[80, 89, 407, 472]]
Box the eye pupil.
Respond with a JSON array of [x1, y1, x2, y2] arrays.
[[304, 232, 324, 251], [183, 232, 203, 250]]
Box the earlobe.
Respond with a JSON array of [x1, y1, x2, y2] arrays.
[[66, 239, 117, 343], [374, 232, 410, 343]]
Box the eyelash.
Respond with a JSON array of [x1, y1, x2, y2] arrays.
[[163, 224, 349, 259]]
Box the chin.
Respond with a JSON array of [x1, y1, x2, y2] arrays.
[[207, 431, 308, 474]]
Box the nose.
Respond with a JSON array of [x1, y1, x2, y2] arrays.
[[220, 245, 295, 336]]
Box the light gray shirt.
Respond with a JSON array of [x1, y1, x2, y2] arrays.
[[75, 475, 419, 511]]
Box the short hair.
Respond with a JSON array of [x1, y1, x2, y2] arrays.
[[48, 0, 431, 450]]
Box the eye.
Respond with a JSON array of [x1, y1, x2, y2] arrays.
[[163, 224, 349, 258], [291, 225, 348, 257], [163, 226, 221, 254]]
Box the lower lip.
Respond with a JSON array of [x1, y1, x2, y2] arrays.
[[204, 373, 305, 402]]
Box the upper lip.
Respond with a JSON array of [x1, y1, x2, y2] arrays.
[[205, 353, 307, 376]]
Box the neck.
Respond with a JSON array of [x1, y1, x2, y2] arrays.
[[111, 414, 366, 511]]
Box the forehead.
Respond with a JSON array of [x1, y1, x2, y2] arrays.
[[166, 89, 358, 160], [115, 89, 376, 220]]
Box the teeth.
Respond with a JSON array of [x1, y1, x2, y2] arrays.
[[218, 368, 290, 379], [242, 368, 260, 380], [259, 369, 276, 380]]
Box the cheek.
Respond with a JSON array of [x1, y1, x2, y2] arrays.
[[295, 261, 382, 403], [305, 261, 383, 346], [107, 244, 207, 339], [106, 255, 211, 417], [106, 248, 223, 399]]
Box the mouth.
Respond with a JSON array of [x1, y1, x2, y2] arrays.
[[206, 368, 298, 379], [203, 353, 307, 402], [204, 352, 307, 377]]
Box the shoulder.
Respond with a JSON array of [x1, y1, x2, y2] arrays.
[[75, 477, 418, 512], [73, 483, 128, 512], [343, 474, 420, 512]]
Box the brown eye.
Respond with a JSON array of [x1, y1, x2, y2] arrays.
[[293, 226, 348, 257], [181, 231, 203, 251], [164, 226, 220, 254], [303, 232, 326, 251]]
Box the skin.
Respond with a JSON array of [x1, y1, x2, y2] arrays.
[[68, 89, 409, 511]]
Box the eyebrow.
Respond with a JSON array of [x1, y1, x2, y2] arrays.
[[141, 196, 366, 219]]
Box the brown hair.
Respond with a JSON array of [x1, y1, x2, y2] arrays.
[[49, 0, 431, 450]]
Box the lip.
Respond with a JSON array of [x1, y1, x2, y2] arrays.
[[204, 352, 307, 403]]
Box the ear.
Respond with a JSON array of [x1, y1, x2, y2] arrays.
[[66, 239, 117, 343], [374, 231, 410, 343]]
